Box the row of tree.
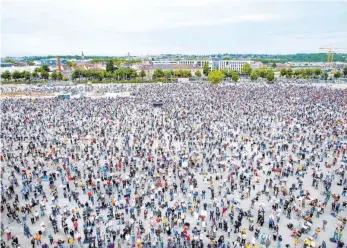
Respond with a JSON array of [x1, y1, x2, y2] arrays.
[[71, 68, 201, 81], [72, 67, 139, 81], [208, 70, 241, 84], [208, 67, 276, 84], [279, 68, 344, 79], [152, 69, 196, 79], [1, 69, 65, 81]]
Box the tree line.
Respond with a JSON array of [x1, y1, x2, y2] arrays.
[[72, 67, 138, 81], [206, 63, 275, 84], [279, 68, 345, 79], [152, 69, 195, 79], [1, 66, 65, 82]]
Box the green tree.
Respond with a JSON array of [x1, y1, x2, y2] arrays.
[[106, 60, 115, 73], [67, 61, 77, 67], [259, 68, 267, 78], [94, 71, 104, 81], [280, 68, 287, 77], [222, 56, 230, 60], [334, 71, 342, 78], [287, 68, 293, 78], [41, 65, 50, 72], [343, 66, 347, 77], [130, 68, 137, 79], [72, 70, 81, 80], [208, 70, 224, 85], [12, 70, 22, 81], [1, 70, 12, 81], [140, 70, 146, 79], [294, 69, 301, 78], [203, 63, 210, 76], [195, 70, 202, 78], [305, 68, 314, 78], [51, 71, 58, 80], [266, 69, 275, 82], [314, 68, 322, 76], [32, 71, 39, 79], [23, 71, 31, 81], [114, 68, 126, 80], [164, 70, 172, 79], [40, 70, 49, 80], [231, 71, 240, 83], [175, 69, 183, 77], [57, 72, 63, 80], [28, 61, 35, 66], [5, 59, 15, 64], [241, 63, 252, 75], [250, 70, 259, 81], [272, 63, 276, 68], [104, 71, 113, 81], [153, 69, 164, 79], [183, 70, 192, 78], [322, 72, 328, 80], [34, 67, 42, 73]]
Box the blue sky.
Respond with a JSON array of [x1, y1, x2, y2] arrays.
[[1, 0, 347, 56]]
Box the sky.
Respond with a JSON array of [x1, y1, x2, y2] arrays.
[[1, 0, 347, 56]]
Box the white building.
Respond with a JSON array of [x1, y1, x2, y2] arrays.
[[216, 60, 251, 72], [147, 60, 251, 72], [178, 60, 210, 67], [152, 61, 177, 65]]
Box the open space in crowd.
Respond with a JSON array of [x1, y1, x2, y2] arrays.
[[0, 80, 346, 248]]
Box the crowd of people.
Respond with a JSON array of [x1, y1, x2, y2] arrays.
[[0, 81, 346, 248]]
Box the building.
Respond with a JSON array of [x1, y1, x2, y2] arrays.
[[216, 60, 251, 72], [69, 58, 92, 64], [143, 60, 253, 73], [276, 64, 292, 70], [250, 61, 265, 69], [0, 62, 12, 68], [41, 58, 67, 66], [178, 60, 211, 68], [152, 61, 177, 65]]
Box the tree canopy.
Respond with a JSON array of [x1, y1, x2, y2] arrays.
[[208, 70, 224, 85], [241, 63, 252, 75], [5, 59, 15, 64], [195, 70, 202, 77], [40, 71, 49, 80], [105, 60, 115, 73], [231, 71, 240, 83], [266, 70, 275, 82], [250, 70, 259, 81], [203, 63, 210, 76], [1, 70, 12, 80], [334, 71, 342, 78], [140, 70, 146, 79]]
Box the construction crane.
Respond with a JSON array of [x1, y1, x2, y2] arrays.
[[319, 46, 347, 70]]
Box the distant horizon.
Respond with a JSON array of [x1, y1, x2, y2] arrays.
[[3, 52, 347, 58]]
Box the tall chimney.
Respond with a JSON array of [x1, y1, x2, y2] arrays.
[[57, 57, 62, 72]]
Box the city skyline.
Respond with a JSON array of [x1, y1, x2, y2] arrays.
[[1, 0, 347, 57]]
